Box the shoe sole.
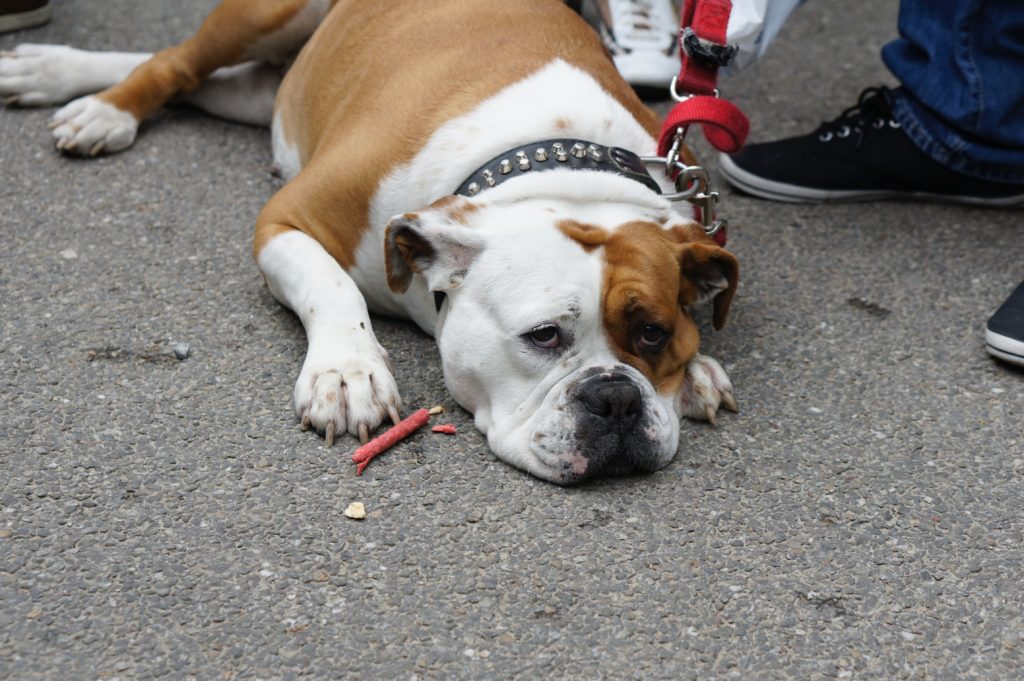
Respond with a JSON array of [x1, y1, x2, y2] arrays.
[[986, 328, 1024, 368], [718, 154, 1024, 208], [0, 4, 51, 33]]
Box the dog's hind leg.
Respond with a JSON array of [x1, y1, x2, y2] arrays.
[[39, 0, 328, 156]]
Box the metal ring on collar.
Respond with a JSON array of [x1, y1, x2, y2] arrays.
[[639, 156, 707, 202]]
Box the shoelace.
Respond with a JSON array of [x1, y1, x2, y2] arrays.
[[817, 86, 901, 147], [609, 0, 676, 45]]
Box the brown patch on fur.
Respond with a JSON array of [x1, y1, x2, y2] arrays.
[[600, 221, 738, 396], [554, 116, 572, 131], [253, 221, 296, 260], [557, 220, 609, 252], [383, 214, 427, 293], [99, 0, 313, 119], [667, 226, 739, 330], [428, 195, 482, 225]]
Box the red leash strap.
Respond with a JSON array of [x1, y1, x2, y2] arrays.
[[657, 0, 749, 156]]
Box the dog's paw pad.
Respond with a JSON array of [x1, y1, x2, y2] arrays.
[[50, 95, 138, 156]]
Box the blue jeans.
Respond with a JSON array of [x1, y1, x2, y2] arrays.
[[882, 0, 1024, 184]]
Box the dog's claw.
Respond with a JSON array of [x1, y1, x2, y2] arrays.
[[388, 405, 401, 426], [704, 405, 717, 427], [89, 141, 106, 156], [721, 391, 738, 413], [358, 422, 369, 444], [325, 421, 335, 448], [300, 413, 311, 431], [3, 95, 19, 106]]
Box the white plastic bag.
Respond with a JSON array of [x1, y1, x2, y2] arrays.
[[724, 0, 808, 75]]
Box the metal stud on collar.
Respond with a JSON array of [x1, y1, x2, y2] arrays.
[[453, 139, 665, 198]]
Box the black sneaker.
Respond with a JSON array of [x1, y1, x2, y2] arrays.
[[986, 281, 1024, 368], [718, 87, 1024, 206]]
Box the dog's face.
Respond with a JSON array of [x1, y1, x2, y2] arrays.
[[385, 179, 737, 484]]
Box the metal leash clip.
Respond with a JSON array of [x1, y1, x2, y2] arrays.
[[641, 127, 727, 239]]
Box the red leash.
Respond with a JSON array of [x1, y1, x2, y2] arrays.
[[658, 0, 749, 156], [652, 0, 748, 247]]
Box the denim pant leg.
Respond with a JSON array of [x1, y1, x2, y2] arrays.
[[881, 0, 1024, 184]]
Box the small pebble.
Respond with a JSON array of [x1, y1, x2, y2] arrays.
[[59, 248, 78, 260], [173, 342, 191, 360], [344, 502, 366, 520], [428, 405, 444, 415]]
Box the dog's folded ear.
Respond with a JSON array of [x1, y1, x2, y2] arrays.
[[677, 241, 739, 330], [384, 212, 484, 295]]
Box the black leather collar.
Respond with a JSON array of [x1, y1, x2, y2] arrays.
[[453, 139, 662, 198]]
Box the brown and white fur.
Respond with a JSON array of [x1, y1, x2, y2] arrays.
[[0, 0, 739, 483]]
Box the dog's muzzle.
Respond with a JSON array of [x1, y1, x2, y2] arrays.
[[570, 370, 662, 479]]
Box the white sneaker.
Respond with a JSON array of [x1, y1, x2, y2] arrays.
[[595, 0, 680, 90]]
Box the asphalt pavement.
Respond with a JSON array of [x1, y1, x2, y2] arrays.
[[2, 1, 1022, 679]]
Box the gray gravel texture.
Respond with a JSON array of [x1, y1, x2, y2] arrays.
[[2, 1, 1023, 679]]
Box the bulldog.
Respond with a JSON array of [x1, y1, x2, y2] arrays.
[[0, 0, 739, 483]]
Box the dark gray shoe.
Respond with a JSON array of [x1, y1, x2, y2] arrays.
[[986, 281, 1024, 368]]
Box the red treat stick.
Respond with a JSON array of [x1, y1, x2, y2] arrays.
[[431, 424, 457, 435], [351, 408, 430, 473]]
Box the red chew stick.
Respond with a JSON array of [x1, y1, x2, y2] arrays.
[[351, 408, 430, 473], [431, 424, 456, 435]]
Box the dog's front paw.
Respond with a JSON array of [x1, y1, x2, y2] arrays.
[[679, 354, 737, 426], [294, 345, 402, 446], [1, 44, 84, 106], [50, 95, 137, 156]]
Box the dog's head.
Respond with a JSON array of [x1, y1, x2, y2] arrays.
[[385, 173, 737, 484]]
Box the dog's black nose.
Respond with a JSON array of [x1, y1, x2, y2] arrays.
[[579, 373, 642, 423]]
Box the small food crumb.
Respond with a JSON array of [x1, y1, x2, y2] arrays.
[[173, 342, 191, 360], [432, 424, 457, 435], [343, 502, 366, 520], [428, 405, 445, 415]]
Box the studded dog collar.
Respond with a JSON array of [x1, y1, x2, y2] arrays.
[[453, 139, 663, 198]]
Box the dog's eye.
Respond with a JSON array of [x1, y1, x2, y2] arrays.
[[527, 325, 561, 349], [638, 324, 670, 351]]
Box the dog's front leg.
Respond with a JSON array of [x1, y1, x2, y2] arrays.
[[257, 228, 402, 446], [678, 354, 739, 426]]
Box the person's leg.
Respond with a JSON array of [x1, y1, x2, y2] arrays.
[[718, 0, 1024, 205], [883, 0, 1024, 185]]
